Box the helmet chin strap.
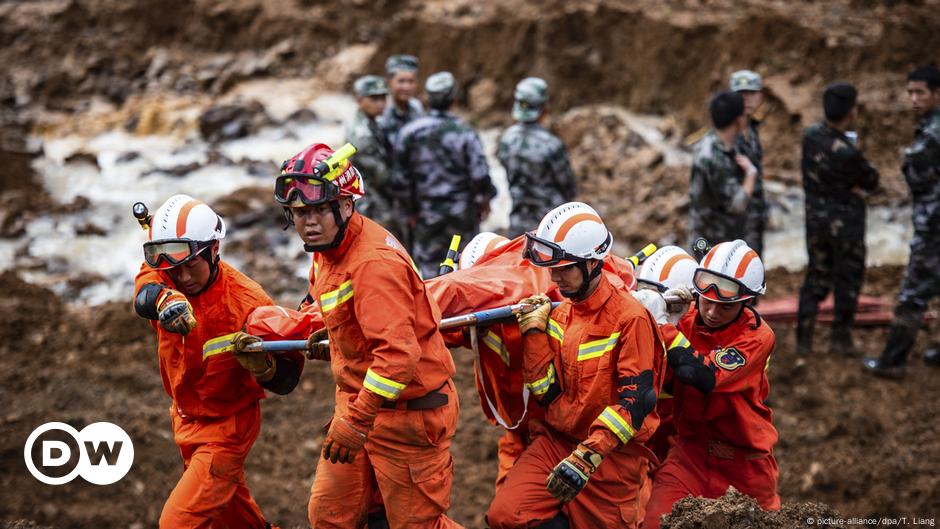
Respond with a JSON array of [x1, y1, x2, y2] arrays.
[[303, 201, 351, 253], [560, 260, 603, 301], [192, 243, 220, 296]]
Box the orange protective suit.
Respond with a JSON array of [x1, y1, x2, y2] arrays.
[[426, 236, 640, 488], [642, 305, 779, 529], [297, 213, 462, 529], [135, 261, 282, 529], [486, 275, 666, 529]]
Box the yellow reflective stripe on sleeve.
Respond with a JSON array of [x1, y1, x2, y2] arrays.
[[669, 332, 691, 350], [597, 406, 636, 444], [320, 280, 354, 312], [547, 318, 564, 344], [483, 330, 510, 366], [765, 354, 772, 371], [578, 331, 621, 361], [526, 363, 556, 396], [362, 368, 406, 399], [202, 332, 239, 360]]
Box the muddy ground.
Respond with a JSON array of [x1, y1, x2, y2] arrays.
[[1, 262, 938, 528], [3, 0, 940, 526]]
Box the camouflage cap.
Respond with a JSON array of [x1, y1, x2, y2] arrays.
[[385, 54, 419, 74], [353, 75, 388, 97], [730, 70, 762, 92], [512, 77, 548, 122]]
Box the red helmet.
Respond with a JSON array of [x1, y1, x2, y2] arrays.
[[275, 143, 365, 207]]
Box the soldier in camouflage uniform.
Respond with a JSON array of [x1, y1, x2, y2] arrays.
[[346, 75, 395, 230], [731, 70, 769, 257], [382, 54, 425, 147], [864, 66, 940, 377], [797, 83, 879, 357], [688, 91, 759, 249], [497, 77, 577, 237], [392, 72, 497, 278]]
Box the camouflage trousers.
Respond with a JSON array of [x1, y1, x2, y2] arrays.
[[412, 201, 480, 279], [743, 214, 766, 259], [797, 206, 866, 330], [895, 228, 940, 323]]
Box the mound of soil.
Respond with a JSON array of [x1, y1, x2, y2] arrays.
[[661, 488, 838, 529]]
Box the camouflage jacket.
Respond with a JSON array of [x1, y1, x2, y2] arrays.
[[736, 119, 768, 225], [497, 122, 577, 213], [903, 107, 940, 232], [688, 129, 749, 244], [346, 110, 392, 199], [801, 121, 879, 212], [381, 98, 424, 147], [392, 109, 497, 216]]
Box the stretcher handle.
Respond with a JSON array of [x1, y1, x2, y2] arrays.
[[245, 294, 683, 353]]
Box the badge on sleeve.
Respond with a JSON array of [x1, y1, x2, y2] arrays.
[[714, 347, 746, 371]]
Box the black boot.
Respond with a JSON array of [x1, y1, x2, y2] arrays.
[[795, 317, 814, 355], [924, 346, 940, 367], [831, 325, 859, 357], [533, 514, 570, 529], [862, 322, 918, 379]]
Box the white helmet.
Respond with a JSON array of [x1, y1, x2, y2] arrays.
[[693, 239, 766, 303], [637, 246, 697, 292], [459, 232, 509, 269], [144, 194, 226, 270], [523, 202, 612, 268]]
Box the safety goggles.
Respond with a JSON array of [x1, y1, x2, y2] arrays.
[[523, 232, 601, 267], [636, 278, 667, 293], [143, 239, 213, 270], [692, 268, 761, 302], [274, 173, 338, 207]]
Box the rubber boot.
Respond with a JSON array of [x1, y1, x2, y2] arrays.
[[924, 346, 940, 367], [367, 508, 390, 529], [831, 325, 859, 357], [795, 317, 814, 356], [533, 513, 570, 529], [861, 322, 917, 379]]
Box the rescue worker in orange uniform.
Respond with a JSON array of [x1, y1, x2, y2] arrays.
[[639, 240, 779, 529], [486, 202, 666, 529], [133, 194, 302, 529], [272, 143, 463, 529], [632, 246, 700, 464], [454, 232, 545, 490]]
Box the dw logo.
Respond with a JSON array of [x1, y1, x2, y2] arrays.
[[23, 422, 134, 485]]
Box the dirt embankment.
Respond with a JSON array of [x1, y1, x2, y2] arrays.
[[5, 0, 937, 250]]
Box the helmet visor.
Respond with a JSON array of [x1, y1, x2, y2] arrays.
[[144, 240, 210, 270], [636, 278, 667, 293], [274, 174, 338, 206], [523, 232, 581, 267], [692, 268, 759, 302]]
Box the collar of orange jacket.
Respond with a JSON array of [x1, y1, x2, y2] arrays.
[[570, 272, 613, 314]]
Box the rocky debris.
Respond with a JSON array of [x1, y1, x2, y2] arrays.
[[211, 186, 282, 230], [555, 105, 689, 249], [198, 101, 272, 143], [2, 521, 53, 529], [63, 151, 100, 169], [662, 488, 840, 529]]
